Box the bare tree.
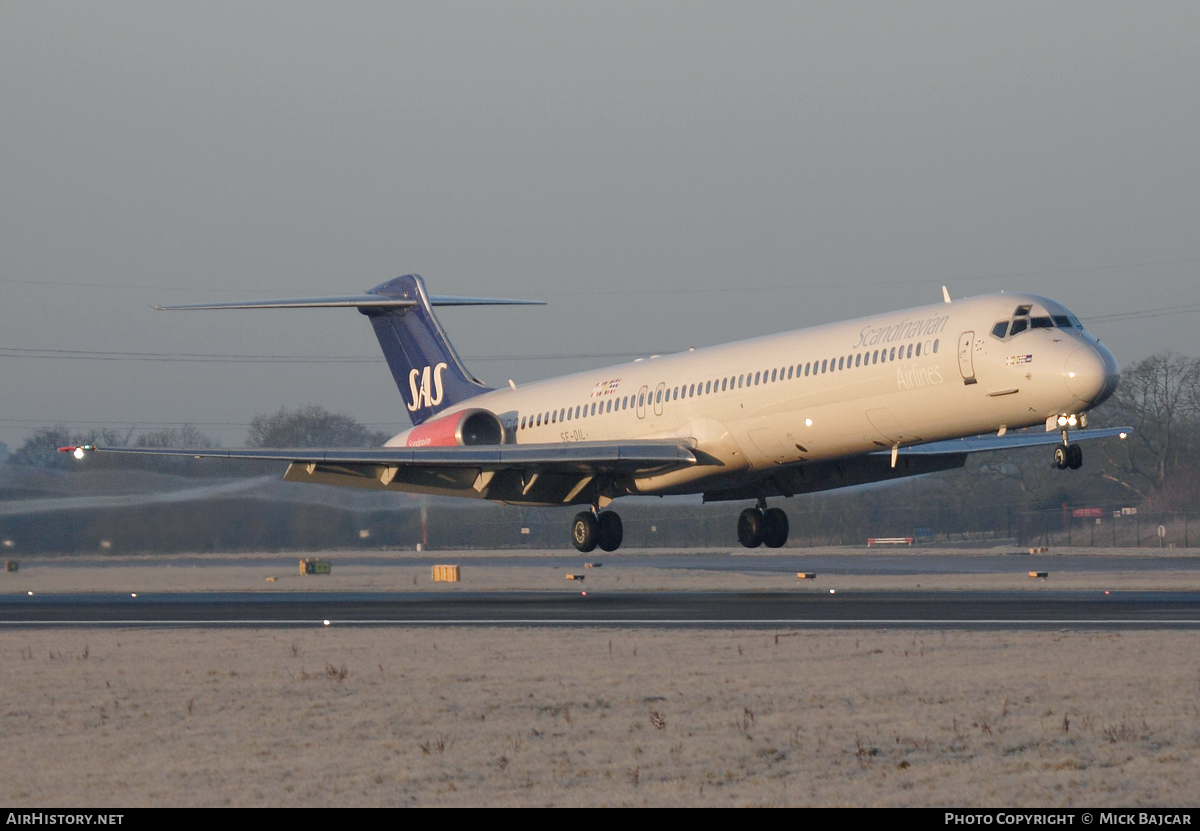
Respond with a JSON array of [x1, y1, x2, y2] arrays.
[[1093, 351, 1200, 503], [247, 405, 390, 448]]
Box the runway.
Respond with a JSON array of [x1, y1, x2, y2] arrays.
[[3, 589, 1199, 628], [47, 550, 1200, 575]]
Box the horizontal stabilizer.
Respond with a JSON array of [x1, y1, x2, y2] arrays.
[[154, 294, 543, 311]]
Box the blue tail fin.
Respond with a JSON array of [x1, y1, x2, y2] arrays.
[[362, 275, 493, 425]]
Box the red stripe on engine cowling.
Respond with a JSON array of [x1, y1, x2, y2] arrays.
[[404, 411, 469, 447]]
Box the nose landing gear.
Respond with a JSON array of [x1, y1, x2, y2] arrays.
[[1053, 443, 1083, 470], [1048, 413, 1086, 470], [737, 499, 789, 548]]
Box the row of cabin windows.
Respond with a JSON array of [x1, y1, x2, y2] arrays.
[[515, 338, 940, 431]]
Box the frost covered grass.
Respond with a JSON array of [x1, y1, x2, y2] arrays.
[[1, 627, 1197, 807]]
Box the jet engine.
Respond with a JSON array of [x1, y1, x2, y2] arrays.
[[403, 408, 505, 447]]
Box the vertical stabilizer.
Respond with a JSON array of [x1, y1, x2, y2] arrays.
[[362, 275, 493, 425]]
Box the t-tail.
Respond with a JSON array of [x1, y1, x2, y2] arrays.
[[156, 274, 542, 425]]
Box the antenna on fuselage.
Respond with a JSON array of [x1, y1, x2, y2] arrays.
[[942, 286, 952, 303]]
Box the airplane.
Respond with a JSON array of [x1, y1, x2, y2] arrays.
[[62, 274, 1127, 552]]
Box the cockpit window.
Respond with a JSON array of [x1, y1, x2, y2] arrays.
[[993, 302, 1085, 340]]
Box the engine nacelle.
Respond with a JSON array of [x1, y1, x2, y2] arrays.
[[404, 408, 505, 448]]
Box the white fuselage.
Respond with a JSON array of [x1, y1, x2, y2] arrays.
[[387, 292, 1117, 496]]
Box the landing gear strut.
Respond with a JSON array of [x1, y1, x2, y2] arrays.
[[571, 510, 623, 552], [737, 500, 789, 548]]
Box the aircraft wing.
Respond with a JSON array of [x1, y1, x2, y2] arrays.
[[60, 440, 704, 506], [876, 426, 1131, 457], [702, 426, 1132, 503]]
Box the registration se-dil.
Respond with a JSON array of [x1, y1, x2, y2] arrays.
[[62, 276, 1127, 552]]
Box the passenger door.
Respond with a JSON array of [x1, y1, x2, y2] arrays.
[[957, 331, 977, 385]]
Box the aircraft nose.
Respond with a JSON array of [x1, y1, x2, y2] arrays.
[[1065, 343, 1119, 405]]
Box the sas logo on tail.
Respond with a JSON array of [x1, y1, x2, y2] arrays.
[[407, 363, 448, 411]]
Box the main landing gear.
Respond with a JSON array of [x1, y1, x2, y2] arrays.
[[737, 498, 789, 548], [571, 510, 624, 553]]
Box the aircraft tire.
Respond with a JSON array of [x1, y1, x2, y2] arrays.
[[1053, 446, 1068, 470], [597, 511, 624, 552], [737, 508, 765, 548], [571, 512, 598, 553], [763, 507, 789, 548], [1068, 443, 1083, 469]]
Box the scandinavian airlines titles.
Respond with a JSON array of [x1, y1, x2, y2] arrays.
[[855, 313, 950, 349]]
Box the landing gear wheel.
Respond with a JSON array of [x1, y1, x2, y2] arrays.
[[597, 511, 624, 552], [1053, 446, 1068, 470], [1067, 443, 1083, 470], [571, 511, 598, 552], [762, 507, 789, 548], [738, 508, 765, 548]]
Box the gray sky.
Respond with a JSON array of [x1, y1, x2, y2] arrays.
[[2, 1, 1198, 449]]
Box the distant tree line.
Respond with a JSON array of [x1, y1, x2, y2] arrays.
[[2, 405, 390, 475]]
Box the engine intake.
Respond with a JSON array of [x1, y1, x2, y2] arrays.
[[404, 408, 505, 448]]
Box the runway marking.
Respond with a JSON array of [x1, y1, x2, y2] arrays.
[[4, 619, 1200, 627]]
